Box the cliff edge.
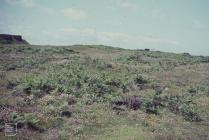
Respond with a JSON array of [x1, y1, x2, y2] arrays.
[[0, 34, 29, 44]]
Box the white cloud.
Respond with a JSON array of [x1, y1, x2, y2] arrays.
[[141, 35, 180, 45], [4, 0, 55, 14], [39, 7, 55, 14], [150, 9, 167, 20], [1, 23, 179, 47], [5, 0, 35, 7], [60, 28, 79, 33], [56, 27, 180, 46], [116, 0, 138, 10], [60, 28, 96, 36], [193, 20, 206, 29], [61, 8, 88, 20], [97, 31, 134, 44]]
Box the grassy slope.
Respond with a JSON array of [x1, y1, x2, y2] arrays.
[[0, 44, 209, 140]]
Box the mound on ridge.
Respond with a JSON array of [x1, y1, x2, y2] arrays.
[[0, 34, 29, 44]]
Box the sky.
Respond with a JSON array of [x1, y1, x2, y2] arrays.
[[0, 0, 209, 55]]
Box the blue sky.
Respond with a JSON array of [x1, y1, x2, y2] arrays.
[[0, 0, 209, 55]]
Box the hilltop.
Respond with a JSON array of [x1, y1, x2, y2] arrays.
[[0, 44, 209, 140], [0, 34, 29, 45]]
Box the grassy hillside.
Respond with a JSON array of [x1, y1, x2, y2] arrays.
[[0, 44, 209, 140]]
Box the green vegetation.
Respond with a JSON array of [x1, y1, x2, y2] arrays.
[[0, 44, 209, 140]]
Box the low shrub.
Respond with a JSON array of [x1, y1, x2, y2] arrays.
[[10, 112, 43, 132], [6, 79, 18, 89], [113, 96, 142, 110], [167, 95, 201, 122], [134, 75, 149, 85], [23, 75, 53, 97], [113, 92, 201, 122], [143, 95, 164, 114], [113, 95, 162, 113], [188, 86, 198, 94], [61, 111, 72, 117]]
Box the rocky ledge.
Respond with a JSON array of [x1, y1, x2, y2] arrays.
[[0, 34, 29, 44]]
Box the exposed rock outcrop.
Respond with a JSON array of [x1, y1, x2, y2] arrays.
[[0, 34, 29, 44]]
